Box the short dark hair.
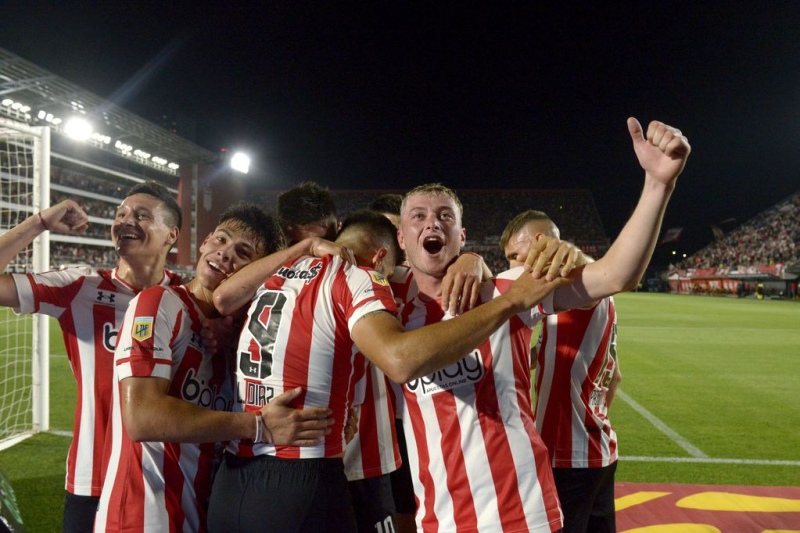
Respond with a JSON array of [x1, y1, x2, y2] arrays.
[[219, 202, 282, 257], [126, 180, 183, 230], [340, 209, 405, 267], [499, 210, 554, 252], [277, 182, 338, 238], [402, 183, 463, 220], [369, 193, 403, 216]]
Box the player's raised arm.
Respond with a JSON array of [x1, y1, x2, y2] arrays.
[[548, 117, 691, 311], [0, 200, 89, 308]]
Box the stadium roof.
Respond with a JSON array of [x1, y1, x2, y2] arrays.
[[0, 48, 215, 168]]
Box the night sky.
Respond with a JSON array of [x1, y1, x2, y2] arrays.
[[4, 2, 800, 260]]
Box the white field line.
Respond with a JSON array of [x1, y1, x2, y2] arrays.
[[621, 455, 800, 467], [616, 389, 708, 458]]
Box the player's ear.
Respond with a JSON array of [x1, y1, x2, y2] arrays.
[[397, 228, 407, 251], [372, 247, 388, 270], [166, 227, 180, 246]]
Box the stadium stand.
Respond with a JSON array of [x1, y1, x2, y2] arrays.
[[669, 190, 800, 298]]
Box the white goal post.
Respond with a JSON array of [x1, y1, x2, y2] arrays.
[[0, 116, 51, 450]]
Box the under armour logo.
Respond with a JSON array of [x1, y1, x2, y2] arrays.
[[96, 291, 116, 304], [190, 333, 205, 350]]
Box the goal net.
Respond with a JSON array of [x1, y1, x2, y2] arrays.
[[0, 117, 50, 450]]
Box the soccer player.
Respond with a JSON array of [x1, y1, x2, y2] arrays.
[[206, 209, 565, 532], [276, 180, 340, 243], [94, 203, 334, 532], [501, 209, 622, 533], [390, 117, 690, 532], [345, 193, 405, 533], [0, 181, 182, 532]]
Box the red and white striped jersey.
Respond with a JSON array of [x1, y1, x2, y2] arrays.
[[95, 285, 233, 532], [343, 362, 401, 480], [394, 268, 563, 533], [227, 255, 397, 460], [11, 266, 179, 497], [533, 297, 619, 468]]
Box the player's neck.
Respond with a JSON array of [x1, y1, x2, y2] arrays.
[[409, 267, 443, 301], [185, 278, 219, 318], [116, 259, 165, 291]]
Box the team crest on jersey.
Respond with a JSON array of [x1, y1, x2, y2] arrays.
[[277, 263, 322, 284], [405, 349, 485, 395], [131, 317, 154, 342], [370, 271, 389, 286]]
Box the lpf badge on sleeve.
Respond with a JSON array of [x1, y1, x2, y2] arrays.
[[132, 317, 154, 342]]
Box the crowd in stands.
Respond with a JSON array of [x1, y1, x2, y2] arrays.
[[52, 165, 131, 198], [679, 191, 800, 270]]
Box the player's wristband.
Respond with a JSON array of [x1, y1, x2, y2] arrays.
[[37, 212, 50, 231], [254, 412, 263, 443], [254, 412, 274, 445]]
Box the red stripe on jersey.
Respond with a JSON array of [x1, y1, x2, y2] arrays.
[[542, 312, 582, 463], [194, 441, 216, 528], [474, 326, 535, 531], [163, 442, 186, 531], [583, 308, 612, 465], [355, 367, 376, 473], [404, 392, 439, 532], [327, 264, 358, 456], [433, 384, 480, 531], [104, 436, 146, 530], [91, 301, 117, 493]]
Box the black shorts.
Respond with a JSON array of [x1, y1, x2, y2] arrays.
[[348, 474, 396, 533], [207, 453, 356, 533], [62, 492, 98, 533], [552, 461, 617, 533], [389, 419, 416, 515]]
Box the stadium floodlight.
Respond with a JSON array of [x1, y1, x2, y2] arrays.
[[230, 152, 251, 174], [1, 98, 12, 106], [64, 117, 93, 141]]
